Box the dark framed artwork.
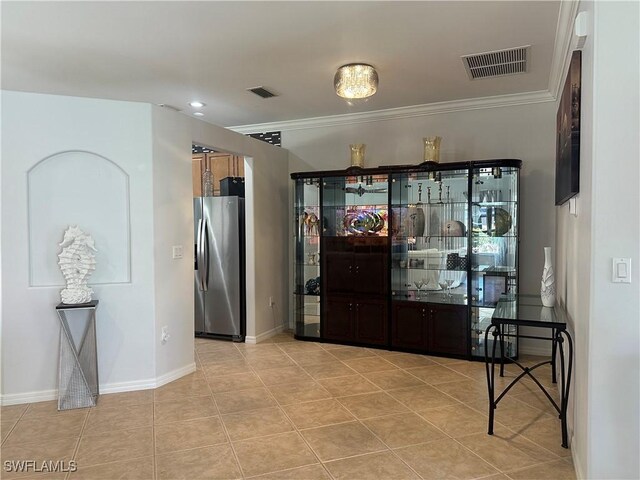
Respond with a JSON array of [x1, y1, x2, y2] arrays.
[[555, 50, 582, 205]]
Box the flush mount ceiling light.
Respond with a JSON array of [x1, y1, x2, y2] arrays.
[[334, 63, 378, 100], [189, 101, 205, 108], [193, 112, 204, 117]]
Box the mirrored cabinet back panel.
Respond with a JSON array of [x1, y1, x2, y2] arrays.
[[292, 159, 521, 360]]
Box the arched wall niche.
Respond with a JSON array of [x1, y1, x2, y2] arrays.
[[27, 150, 131, 286]]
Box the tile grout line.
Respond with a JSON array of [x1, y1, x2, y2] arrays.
[[331, 395, 426, 480], [280, 343, 448, 480], [260, 341, 337, 480], [0, 404, 29, 448], [300, 340, 568, 479], [427, 411, 562, 475], [2, 336, 572, 480], [67, 407, 91, 479], [152, 396, 157, 480], [205, 344, 248, 480]]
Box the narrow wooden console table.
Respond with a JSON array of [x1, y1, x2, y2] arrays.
[[484, 294, 573, 448]]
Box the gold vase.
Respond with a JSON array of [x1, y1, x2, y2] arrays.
[[423, 136, 442, 163], [350, 144, 366, 168]]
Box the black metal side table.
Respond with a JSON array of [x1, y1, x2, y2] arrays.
[[56, 300, 99, 410], [484, 294, 573, 448]]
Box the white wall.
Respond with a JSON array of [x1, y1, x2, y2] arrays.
[[1, 92, 157, 403], [282, 102, 558, 352], [1, 92, 291, 404], [557, 2, 640, 478], [151, 107, 196, 381]]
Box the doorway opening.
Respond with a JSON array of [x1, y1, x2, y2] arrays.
[[192, 143, 248, 342]]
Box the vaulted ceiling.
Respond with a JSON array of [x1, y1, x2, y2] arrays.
[[1, 1, 563, 128]]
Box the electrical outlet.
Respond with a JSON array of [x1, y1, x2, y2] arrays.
[[161, 326, 170, 344], [269, 296, 275, 307], [172, 245, 183, 259]]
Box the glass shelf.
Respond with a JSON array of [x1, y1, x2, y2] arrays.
[[391, 201, 468, 207], [471, 233, 517, 238], [394, 267, 469, 272], [394, 235, 468, 240], [473, 201, 517, 206], [391, 290, 468, 306]]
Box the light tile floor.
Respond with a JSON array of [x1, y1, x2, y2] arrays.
[[1, 332, 576, 479]]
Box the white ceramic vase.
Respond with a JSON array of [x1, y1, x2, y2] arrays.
[[540, 247, 556, 307]]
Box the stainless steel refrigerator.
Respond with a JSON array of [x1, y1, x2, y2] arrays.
[[194, 196, 245, 341]]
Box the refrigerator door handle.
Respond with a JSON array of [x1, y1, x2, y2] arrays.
[[202, 219, 210, 291], [196, 218, 205, 291]]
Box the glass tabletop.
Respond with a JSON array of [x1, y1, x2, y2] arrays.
[[492, 294, 568, 328]]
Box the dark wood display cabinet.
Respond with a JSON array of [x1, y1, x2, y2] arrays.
[[392, 301, 467, 355], [323, 236, 388, 345], [291, 159, 521, 360]]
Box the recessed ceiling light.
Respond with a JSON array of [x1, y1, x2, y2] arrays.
[[193, 112, 204, 117], [189, 101, 205, 108]]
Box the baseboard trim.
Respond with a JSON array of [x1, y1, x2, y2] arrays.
[[572, 446, 584, 478], [0, 389, 59, 406], [0, 363, 197, 406], [245, 323, 286, 344], [154, 363, 197, 389]]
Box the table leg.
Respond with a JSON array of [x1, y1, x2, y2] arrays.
[[556, 329, 573, 448], [485, 325, 499, 435], [551, 327, 557, 384], [498, 323, 505, 377]]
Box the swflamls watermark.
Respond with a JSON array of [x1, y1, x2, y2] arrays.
[[3, 460, 77, 473]]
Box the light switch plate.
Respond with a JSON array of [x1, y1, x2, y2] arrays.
[[172, 245, 184, 259], [612, 257, 631, 283]]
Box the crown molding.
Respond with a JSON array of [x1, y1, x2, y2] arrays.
[[548, 0, 580, 100], [228, 90, 555, 134]]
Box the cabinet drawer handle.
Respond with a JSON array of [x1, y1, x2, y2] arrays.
[[348, 266, 353, 273]]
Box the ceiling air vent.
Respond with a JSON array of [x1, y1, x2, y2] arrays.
[[247, 86, 278, 99], [462, 45, 530, 80]]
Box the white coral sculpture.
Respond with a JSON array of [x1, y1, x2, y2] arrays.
[[58, 226, 97, 304]]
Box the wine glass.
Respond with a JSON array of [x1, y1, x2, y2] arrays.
[[414, 279, 425, 300], [439, 272, 454, 298], [445, 278, 454, 298], [438, 280, 448, 297]]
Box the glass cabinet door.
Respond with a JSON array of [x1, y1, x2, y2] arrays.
[[469, 165, 519, 357], [322, 174, 389, 237], [390, 169, 469, 306], [294, 178, 321, 338]]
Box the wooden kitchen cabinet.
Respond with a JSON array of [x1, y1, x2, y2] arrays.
[[192, 152, 244, 197]]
